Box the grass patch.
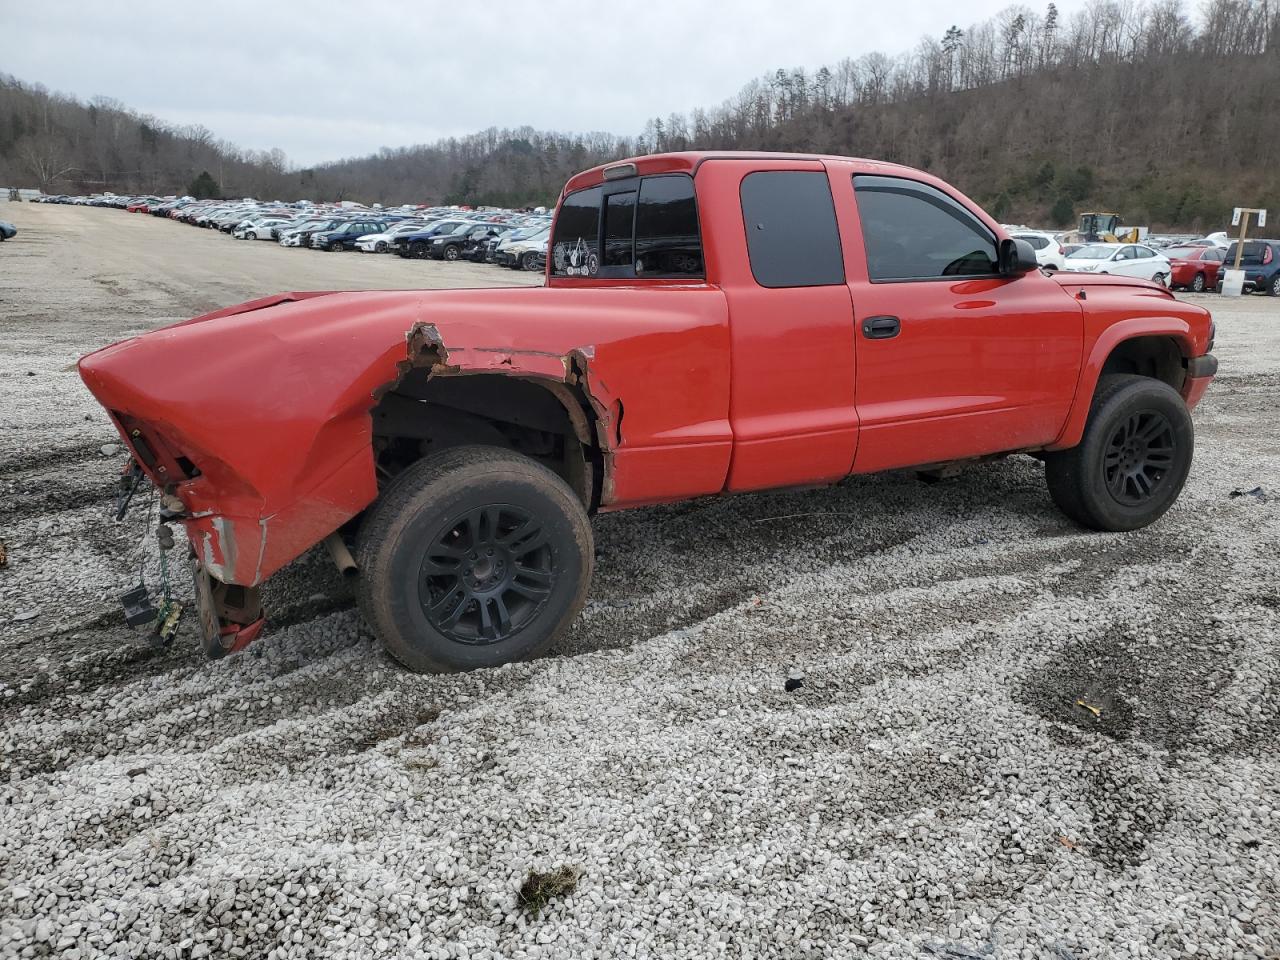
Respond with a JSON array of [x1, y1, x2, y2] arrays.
[[517, 865, 579, 916]]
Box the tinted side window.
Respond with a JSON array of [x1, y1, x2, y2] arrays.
[[1016, 234, 1048, 250], [551, 187, 601, 277], [635, 175, 703, 277], [603, 192, 636, 267], [740, 171, 844, 287], [854, 175, 999, 280]]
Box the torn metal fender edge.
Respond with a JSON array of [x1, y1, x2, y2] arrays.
[[388, 321, 619, 504]]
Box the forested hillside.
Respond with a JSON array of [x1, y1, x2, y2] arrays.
[[2, 0, 1277, 230]]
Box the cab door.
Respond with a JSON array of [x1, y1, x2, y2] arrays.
[[835, 171, 1083, 474], [696, 159, 858, 492]]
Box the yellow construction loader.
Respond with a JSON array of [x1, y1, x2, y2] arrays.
[[1073, 212, 1147, 244]]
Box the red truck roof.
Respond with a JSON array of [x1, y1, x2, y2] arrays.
[[561, 151, 932, 197]]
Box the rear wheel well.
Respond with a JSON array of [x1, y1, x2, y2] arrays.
[[370, 371, 602, 510], [1099, 336, 1185, 393]]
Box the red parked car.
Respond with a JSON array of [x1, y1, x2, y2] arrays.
[[78, 152, 1217, 672], [1165, 245, 1226, 292]]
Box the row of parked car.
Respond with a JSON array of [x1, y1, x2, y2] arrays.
[[32, 193, 555, 272], [1003, 227, 1280, 295], [31, 192, 1280, 295]]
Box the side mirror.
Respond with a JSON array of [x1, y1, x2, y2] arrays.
[[999, 237, 1041, 275]]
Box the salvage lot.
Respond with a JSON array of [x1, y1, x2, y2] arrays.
[[1, 202, 1277, 958]]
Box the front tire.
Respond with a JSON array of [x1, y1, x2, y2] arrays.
[[1044, 375, 1193, 532], [355, 446, 593, 673], [443, 244, 460, 261], [1268, 274, 1280, 297]]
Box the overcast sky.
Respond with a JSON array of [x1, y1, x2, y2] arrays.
[[3, 0, 1093, 166]]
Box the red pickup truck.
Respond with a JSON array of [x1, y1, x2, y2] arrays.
[[79, 152, 1217, 672]]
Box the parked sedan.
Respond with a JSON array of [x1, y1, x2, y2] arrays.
[[1164, 245, 1226, 292], [1062, 243, 1172, 285], [234, 217, 292, 240], [278, 218, 344, 248], [493, 225, 550, 270], [355, 221, 431, 253], [1009, 230, 1066, 271]]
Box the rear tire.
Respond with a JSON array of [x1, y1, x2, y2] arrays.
[[1268, 274, 1280, 297], [1191, 272, 1206, 292], [1044, 375, 1193, 532], [355, 446, 593, 673]]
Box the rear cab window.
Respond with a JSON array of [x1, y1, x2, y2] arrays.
[[739, 171, 844, 287], [551, 174, 702, 279]]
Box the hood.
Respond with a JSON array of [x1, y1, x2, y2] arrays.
[[1051, 272, 1174, 297]]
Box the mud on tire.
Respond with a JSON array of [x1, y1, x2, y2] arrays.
[[355, 446, 593, 673], [1044, 374, 1194, 531]]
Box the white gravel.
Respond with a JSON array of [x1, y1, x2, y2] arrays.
[[1, 204, 1277, 959]]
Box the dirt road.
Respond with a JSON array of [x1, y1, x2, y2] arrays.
[[1, 203, 1277, 959]]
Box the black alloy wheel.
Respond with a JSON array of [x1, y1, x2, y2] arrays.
[[1101, 410, 1176, 505], [356, 446, 592, 673], [1045, 374, 1193, 531], [419, 505, 554, 644]]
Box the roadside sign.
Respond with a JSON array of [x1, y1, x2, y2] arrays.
[[1228, 207, 1268, 278]]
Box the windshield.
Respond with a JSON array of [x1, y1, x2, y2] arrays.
[[1068, 245, 1115, 259]]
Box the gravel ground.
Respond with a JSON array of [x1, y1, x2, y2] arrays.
[[1, 203, 1277, 960]]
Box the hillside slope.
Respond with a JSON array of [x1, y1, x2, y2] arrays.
[[1, 0, 1275, 230]]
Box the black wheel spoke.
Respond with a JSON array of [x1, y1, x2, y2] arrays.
[[422, 558, 461, 579], [435, 591, 468, 629], [1137, 417, 1168, 443], [510, 528, 549, 557], [477, 597, 495, 639], [492, 595, 513, 635], [513, 564, 553, 587]]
